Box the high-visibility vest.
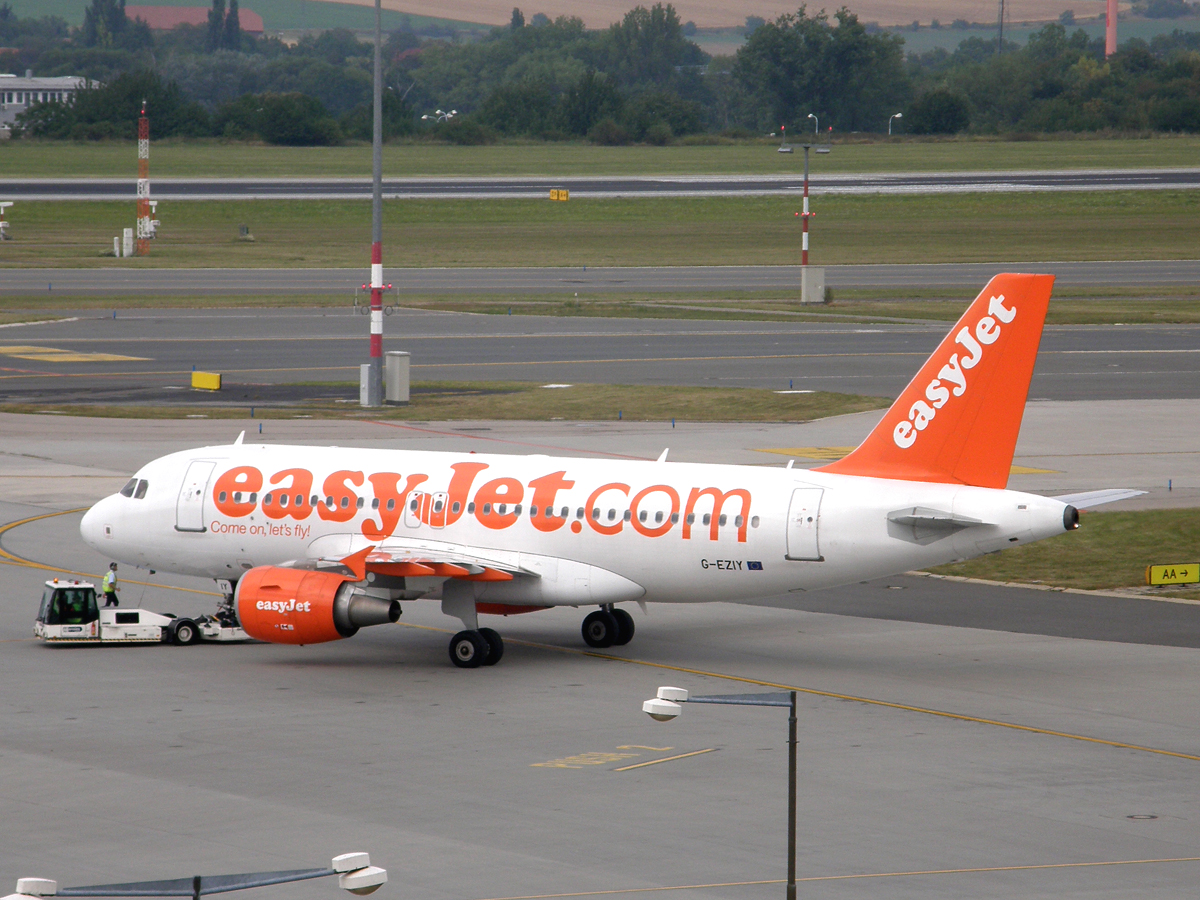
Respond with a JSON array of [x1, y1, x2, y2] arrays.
[[103, 570, 117, 592]]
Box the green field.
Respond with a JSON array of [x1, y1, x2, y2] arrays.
[[3, 135, 1200, 177], [0, 381, 890, 423], [2, 0, 488, 33], [929, 509, 1200, 598], [3, 192, 1199, 270]]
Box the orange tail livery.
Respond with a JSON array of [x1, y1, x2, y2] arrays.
[[817, 273, 1054, 489]]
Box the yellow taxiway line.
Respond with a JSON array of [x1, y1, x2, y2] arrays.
[[613, 748, 717, 771]]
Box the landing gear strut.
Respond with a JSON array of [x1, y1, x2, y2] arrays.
[[582, 606, 634, 648], [443, 587, 505, 668]]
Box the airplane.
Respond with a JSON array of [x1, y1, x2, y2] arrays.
[[79, 273, 1139, 668]]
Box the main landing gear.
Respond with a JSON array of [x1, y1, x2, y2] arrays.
[[448, 627, 504, 669], [582, 605, 634, 649]]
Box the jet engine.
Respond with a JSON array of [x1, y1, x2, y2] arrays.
[[236, 566, 400, 644]]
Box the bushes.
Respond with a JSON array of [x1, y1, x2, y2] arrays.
[[905, 89, 971, 133], [215, 92, 342, 144], [15, 69, 210, 138]]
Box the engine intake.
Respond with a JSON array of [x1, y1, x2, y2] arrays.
[[236, 566, 398, 644]]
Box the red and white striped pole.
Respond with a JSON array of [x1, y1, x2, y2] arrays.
[[135, 101, 150, 257], [800, 144, 814, 266], [1105, 0, 1117, 57], [362, 0, 384, 407]]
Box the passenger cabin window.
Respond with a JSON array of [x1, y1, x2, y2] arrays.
[[120, 478, 138, 497], [702, 514, 711, 526], [372, 498, 380, 509], [386, 499, 395, 510], [452, 501, 461, 514], [751, 516, 760, 528], [356, 497, 365, 509], [468, 502, 476, 514]]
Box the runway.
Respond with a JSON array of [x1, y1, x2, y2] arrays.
[[1, 309, 1198, 402], [7, 260, 1200, 295], [1, 412, 1198, 899], [5, 168, 1200, 200]]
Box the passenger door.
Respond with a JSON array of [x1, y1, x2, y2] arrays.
[[176, 460, 216, 532], [785, 487, 824, 561]]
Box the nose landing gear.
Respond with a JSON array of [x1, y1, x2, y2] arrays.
[[582, 606, 634, 648]]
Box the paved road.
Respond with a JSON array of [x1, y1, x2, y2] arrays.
[[5, 168, 1200, 200], [2, 415, 1200, 900], [7, 260, 1200, 296], [2, 309, 1197, 401]]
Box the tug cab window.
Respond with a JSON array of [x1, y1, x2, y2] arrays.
[[42, 587, 99, 625]]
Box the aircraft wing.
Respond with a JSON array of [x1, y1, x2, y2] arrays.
[[1052, 489, 1146, 509], [299, 534, 530, 582]]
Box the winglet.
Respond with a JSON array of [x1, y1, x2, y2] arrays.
[[340, 545, 376, 582], [817, 273, 1054, 489]]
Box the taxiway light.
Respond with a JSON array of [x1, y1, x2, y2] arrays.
[[643, 698, 682, 721]]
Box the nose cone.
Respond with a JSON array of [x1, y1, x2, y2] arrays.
[[80, 496, 114, 551]]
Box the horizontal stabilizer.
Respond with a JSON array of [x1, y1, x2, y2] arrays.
[[1052, 489, 1146, 509], [887, 507, 988, 528]]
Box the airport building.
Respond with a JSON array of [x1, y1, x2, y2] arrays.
[[0, 72, 88, 129]]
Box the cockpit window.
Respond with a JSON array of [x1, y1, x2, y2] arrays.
[[119, 478, 138, 497], [134, 479, 149, 499]]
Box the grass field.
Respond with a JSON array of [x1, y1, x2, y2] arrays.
[[4, 192, 1199, 270], [3, 135, 1200, 178], [0, 381, 890, 423], [928, 509, 1200, 599], [4, 294, 1199, 324]]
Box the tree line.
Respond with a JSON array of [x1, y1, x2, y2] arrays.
[[4, 0, 1200, 143]]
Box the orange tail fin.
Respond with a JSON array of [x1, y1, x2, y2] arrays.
[[817, 273, 1054, 489]]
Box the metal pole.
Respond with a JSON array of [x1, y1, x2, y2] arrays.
[[801, 146, 809, 268], [787, 690, 797, 900], [363, 0, 384, 407], [1105, 0, 1117, 56]]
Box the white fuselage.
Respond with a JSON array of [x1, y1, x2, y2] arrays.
[[80, 443, 1070, 608]]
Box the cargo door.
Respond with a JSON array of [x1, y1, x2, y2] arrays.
[[176, 460, 216, 533], [785, 487, 824, 561]]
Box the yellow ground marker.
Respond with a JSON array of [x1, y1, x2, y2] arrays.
[[397, 621, 1200, 763], [0, 344, 148, 363], [469, 856, 1200, 900], [613, 748, 717, 771], [191, 371, 222, 391]]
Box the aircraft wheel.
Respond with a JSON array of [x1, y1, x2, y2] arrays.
[[582, 610, 619, 648], [449, 630, 488, 668], [611, 608, 635, 646], [172, 619, 200, 646], [478, 627, 504, 666]]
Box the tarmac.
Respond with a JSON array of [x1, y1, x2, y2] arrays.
[[1, 347, 1198, 899], [2, 310, 1198, 403]]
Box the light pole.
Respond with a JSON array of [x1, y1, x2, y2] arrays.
[[643, 687, 799, 900], [360, 0, 384, 408], [807, 112, 817, 135], [889, 112, 903, 135]]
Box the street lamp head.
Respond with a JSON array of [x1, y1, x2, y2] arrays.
[[815, 147, 831, 154], [893, 112, 903, 118], [643, 698, 682, 721], [658, 686, 689, 701], [807, 113, 816, 120]]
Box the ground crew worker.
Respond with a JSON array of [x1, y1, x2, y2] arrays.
[[102, 562, 119, 607]]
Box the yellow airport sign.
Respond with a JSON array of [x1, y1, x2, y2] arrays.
[[550, 189, 570, 201], [191, 371, 221, 391], [1146, 564, 1200, 586]]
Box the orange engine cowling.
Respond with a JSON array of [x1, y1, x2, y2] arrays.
[[236, 566, 400, 645]]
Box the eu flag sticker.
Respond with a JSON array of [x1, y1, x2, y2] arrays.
[[747, 561, 763, 571]]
